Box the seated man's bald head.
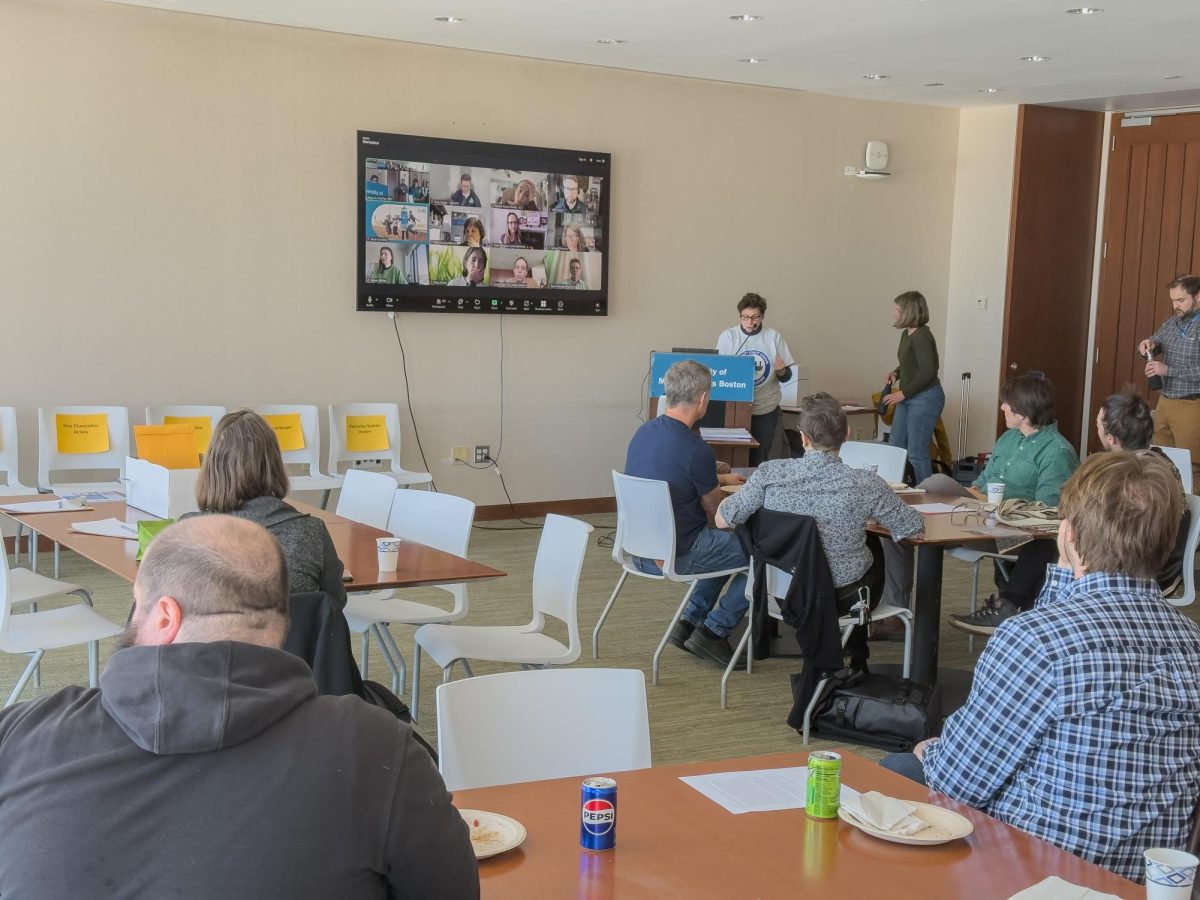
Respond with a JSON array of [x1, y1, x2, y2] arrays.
[[131, 515, 289, 646]]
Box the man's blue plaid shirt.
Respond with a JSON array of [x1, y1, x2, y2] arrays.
[[923, 566, 1200, 882]]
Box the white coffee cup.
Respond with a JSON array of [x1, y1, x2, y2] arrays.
[[986, 482, 1005, 506], [1145, 847, 1199, 900], [376, 537, 402, 572]]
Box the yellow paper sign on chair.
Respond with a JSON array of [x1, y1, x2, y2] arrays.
[[56, 413, 110, 454], [134, 425, 200, 470], [163, 416, 214, 454], [264, 413, 305, 452], [345, 415, 389, 452]]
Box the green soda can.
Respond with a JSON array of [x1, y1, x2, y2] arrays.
[[806, 751, 842, 819]]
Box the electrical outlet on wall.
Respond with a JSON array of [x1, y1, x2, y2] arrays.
[[976, 296, 988, 310], [474, 445, 490, 464]]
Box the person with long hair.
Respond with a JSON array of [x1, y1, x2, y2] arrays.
[[500, 212, 524, 247], [882, 290, 944, 483], [366, 246, 406, 284], [188, 409, 346, 607], [562, 223, 588, 253]]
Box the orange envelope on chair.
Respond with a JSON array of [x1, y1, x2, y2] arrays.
[[134, 424, 201, 470]]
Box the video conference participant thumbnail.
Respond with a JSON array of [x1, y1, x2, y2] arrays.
[[492, 174, 546, 211], [365, 243, 428, 285], [430, 245, 488, 287], [429, 165, 491, 208], [489, 248, 547, 288], [366, 202, 428, 241], [544, 251, 598, 290], [492, 209, 548, 248]]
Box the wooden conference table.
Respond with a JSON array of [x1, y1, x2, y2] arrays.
[[868, 491, 1032, 685], [457, 750, 1137, 898], [2, 497, 505, 590]]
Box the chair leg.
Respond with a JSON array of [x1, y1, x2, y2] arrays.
[[900, 615, 914, 680], [441, 665, 454, 684], [53, 541, 60, 579], [461, 659, 474, 679], [592, 571, 629, 659], [802, 677, 834, 745], [377, 624, 408, 698], [320, 489, 332, 510], [410, 643, 423, 723], [371, 624, 403, 696], [359, 632, 370, 680], [652, 582, 699, 686], [967, 560, 981, 655], [6, 650, 45, 707], [721, 593, 755, 710], [88, 641, 99, 687]]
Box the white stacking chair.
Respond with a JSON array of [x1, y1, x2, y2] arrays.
[[726, 564, 913, 737], [1167, 494, 1200, 608], [948, 546, 1019, 653], [37, 405, 130, 494], [412, 514, 592, 716], [252, 405, 343, 507], [0, 408, 36, 565], [144, 405, 227, 451], [595, 472, 748, 686], [838, 440, 907, 483], [328, 403, 432, 488], [1155, 445, 1194, 494], [344, 488, 475, 713], [334, 468, 398, 531], [0, 541, 123, 706], [435, 668, 652, 791]]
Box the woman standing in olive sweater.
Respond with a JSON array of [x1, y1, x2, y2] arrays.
[[883, 291, 944, 483]]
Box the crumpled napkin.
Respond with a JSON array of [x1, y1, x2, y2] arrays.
[[840, 790, 929, 836], [1006, 876, 1122, 899]]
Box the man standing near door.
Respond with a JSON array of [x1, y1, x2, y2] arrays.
[[1139, 274, 1200, 489]]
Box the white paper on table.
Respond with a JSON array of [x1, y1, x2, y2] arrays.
[[71, 518, 139, 540], [1007, 876, 1123, 900], [680, 766, 859, 814], [58, 490, 126, 503], [911, 502, 959, 514], [699, 428, 754, 442], [0, 500, 92, 514]]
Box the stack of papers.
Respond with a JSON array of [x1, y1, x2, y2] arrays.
[[699, 428, 754, 442], [71, 518, 139, 540], [59, 490, 125, 503], [1007, 877, 1123, 900], [680, 766, 859, 814], [0, 499, 91, 514]]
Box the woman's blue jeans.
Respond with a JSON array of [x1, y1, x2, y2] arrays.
[[889, 382, 945, 483]]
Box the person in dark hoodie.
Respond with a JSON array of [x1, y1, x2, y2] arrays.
[[0, 514, 479, 897], [188, 408, 347, 608]]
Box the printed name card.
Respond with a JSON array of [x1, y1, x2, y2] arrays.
[[163, 415, 214, 454], [345, 415, 389, 452], [263, 413, 305, 452], [134, 425, 200, 470], [56, 413, 110, 454]]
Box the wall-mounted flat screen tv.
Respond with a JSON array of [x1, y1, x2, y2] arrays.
[[358, 131, 610, 316]]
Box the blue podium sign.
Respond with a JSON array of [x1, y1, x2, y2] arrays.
[[649, 353, 755, 401]]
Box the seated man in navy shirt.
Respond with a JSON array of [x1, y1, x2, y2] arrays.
[[625, 359, 748, 665]]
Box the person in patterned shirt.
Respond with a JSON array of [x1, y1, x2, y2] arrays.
[[882, 451, 1200, 883]]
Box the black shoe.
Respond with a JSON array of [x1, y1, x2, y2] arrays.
[[684, 625, 733, 666], [668, 619, 696, 652], [949, 595, 1021, 636]]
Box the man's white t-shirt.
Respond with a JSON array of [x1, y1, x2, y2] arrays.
[[716, 325, 795, 415]]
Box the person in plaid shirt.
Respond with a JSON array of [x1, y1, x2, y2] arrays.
[[883, 451, 1200, 882]]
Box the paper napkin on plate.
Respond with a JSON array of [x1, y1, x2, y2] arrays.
[[841, 791, 928, 836], [1007, 876, 1122, 899]]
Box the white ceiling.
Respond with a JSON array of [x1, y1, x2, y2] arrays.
[[112, 0, 1200, 110]]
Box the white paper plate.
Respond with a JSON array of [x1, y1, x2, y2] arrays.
[[838, 800, 973, 845], [459, 808, 527, 859], [720, 484, 741, 493]]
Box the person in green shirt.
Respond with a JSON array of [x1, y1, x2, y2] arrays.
[[949, 372, 1080, 635], [367, 246, 407, 285]]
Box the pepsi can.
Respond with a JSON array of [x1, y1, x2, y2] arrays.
[[580, 776, 618, 851]]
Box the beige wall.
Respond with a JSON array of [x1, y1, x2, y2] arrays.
[[941, 106, 1020, 459], [1, 0, 962, 506]]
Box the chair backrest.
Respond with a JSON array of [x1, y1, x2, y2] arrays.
[[327, 403, 406, 476], [0, 407, 30, 492], [838, 440, 907, 483], [387, 488, 477, 612], [145, 405, 227, 454], [37, 406, 130, 490], [611, 471, 677, 570], [1169, 494, 1200, 608], [436, 668, 651, 791], [778, 364, 803, 407], [252, 405, 326, 478], [1155, 445, 1194, 494], [531, 514, 592, 657], [334, 468, 398, 529]]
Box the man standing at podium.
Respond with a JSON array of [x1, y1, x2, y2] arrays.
[[716, 293, 795, 465]]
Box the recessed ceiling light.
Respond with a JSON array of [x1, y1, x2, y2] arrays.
[[1019, 55, 1051, 62], [433, 16, 466, 23], [738, 57, 767, 64], [596, 38, 627, 45], [1164, 74, 1182, 80], [862, 74, 891, 80], [728, 14, 763, 21], [1065, 7, 1103, 14], [979, 88, 1002, 93], [924, 82, 944, 87]]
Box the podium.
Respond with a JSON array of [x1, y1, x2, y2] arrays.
[[648, 352, 758, 468]]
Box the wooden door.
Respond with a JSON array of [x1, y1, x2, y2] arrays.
[[1000, 105, 1104, 446], [1090, 112, 1200, 451]]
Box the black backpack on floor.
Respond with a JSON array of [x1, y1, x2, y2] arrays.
[[810, 669, 941, 752]]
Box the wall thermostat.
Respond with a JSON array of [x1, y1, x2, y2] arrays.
[[865, 140, 889, 171]]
